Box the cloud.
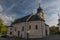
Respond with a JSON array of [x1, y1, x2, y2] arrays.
[[0, 5, 3, 12], [45, 13, 58, 26], [0, 5, 16, 26], [41, 0, 60, 9], [39, 0, 60, 26], [4, 4, 15, 13], [0, 13, 15, 26], [0, 0, 38, 26]]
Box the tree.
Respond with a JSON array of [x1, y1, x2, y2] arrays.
[[0, 19, 7, 36], [0, 19, 3, 33], [50, 25, 58, 35]]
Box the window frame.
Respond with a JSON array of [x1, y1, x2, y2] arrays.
[[29, 25, 31, 30], [22, 26, 24, 31]]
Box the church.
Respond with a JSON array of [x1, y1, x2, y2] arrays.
[[7, 4, 49, 38]]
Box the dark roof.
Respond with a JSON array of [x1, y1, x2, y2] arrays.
[[57, 23, 60, 25], [58, 19, 60, 21], [7, 26, 13, 28], [12, 14, 30, 24], [28, 14, 45, 21], [12, 14, 45, 25], [57, 19, 60, 25], [45, 24, 49, 26]]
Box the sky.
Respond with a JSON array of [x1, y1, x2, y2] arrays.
[[0, 0, 60, 26]]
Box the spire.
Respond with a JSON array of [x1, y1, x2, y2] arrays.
[[37, 3, 42, 13], [39, 3, 41, 8]]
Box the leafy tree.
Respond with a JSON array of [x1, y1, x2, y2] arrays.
[[50, 25, 58, 35], [0, 19, 7, 35], [0, 19, 3, 33]]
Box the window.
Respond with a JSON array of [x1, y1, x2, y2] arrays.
[[15, 27, 16, 31], [22, 26, 24, 31], [35, 25, 38, 30], [29, 25, 31, 30], [10, 32, 12, 35], [10, 28, 12, 30]]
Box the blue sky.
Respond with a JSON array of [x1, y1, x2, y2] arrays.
[[0, 0, 60, 26]]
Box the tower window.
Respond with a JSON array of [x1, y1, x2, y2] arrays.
[[35, 25, 38, 30], [22, 26, 24, 31], [29, 25, 31, 30]]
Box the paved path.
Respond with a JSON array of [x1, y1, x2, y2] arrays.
[[0, 35, 60, 40], [0, 38, 6, 40], [42, 35, 60, 40], [30, 35, 60, 40]]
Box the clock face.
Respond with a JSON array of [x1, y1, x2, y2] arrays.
[[40, 12, 44, 19]]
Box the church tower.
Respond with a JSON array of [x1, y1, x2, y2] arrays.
[[37, 4, 44, 20]]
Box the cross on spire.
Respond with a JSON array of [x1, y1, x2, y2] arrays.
[[37, 3, 42, 13], [39, 3, 40, 8]]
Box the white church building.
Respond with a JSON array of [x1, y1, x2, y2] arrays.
[[7, 4, 49, 38]]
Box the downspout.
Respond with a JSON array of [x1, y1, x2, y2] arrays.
[[41, 21, 43, 37]]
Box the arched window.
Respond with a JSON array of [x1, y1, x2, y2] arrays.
[[35, 25, 38, 30], [10, 32, 12, 35], [15, 27, 16, 31], [10, 27, 12, 30], [22, 26, 24, 31], [29, 25, 31, 30]]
